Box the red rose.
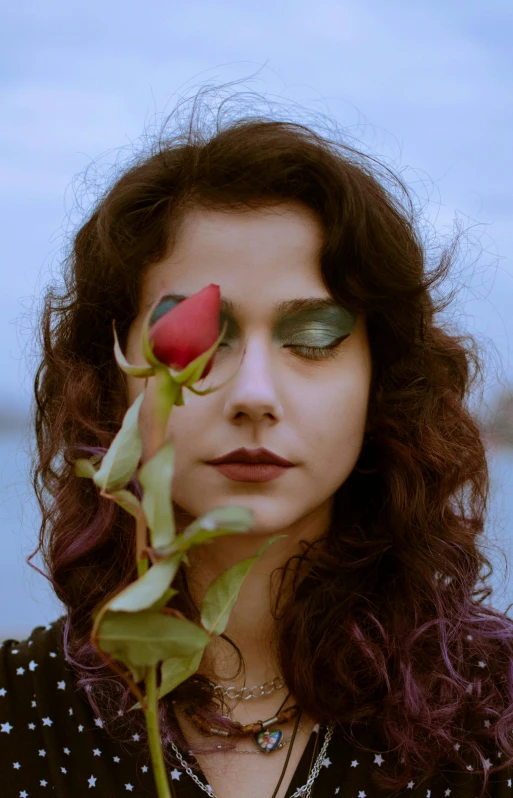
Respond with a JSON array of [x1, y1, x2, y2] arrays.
[[149, 284, 221, 377]]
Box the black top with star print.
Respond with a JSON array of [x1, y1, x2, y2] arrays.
[[1, 619, 513, 797]]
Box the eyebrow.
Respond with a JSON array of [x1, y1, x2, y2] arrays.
[[151, 293, 342, 318]]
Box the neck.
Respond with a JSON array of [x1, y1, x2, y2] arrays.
[[175, 501, 332, 687]]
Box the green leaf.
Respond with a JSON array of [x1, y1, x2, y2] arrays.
[[93, 392, 144, 492], [107, 556, 182, 613], [97, 610, 211, 668], [139, 442, 176, 549], [150, 587, 179, 612], [141, 309, 164, 368], [74, 458, 97, 479], [200, 535, 286, 636], [113, 322, 155, 377], [180, 506, 254, 547], [107, 489, 141, 518], [158, 648, 204, 701]]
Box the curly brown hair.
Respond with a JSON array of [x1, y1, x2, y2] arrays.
[[30, 91, 513, 794]]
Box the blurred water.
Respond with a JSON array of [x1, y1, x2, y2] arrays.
[[0, 431, 512, 641], [0, 430, 63, 640]]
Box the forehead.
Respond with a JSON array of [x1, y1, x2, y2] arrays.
[[139, 204, 328, 315]]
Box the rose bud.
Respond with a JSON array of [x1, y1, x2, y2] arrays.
[[148, 284, 221, 378]]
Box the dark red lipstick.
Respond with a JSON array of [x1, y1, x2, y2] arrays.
[[207, 447, 295, 482]]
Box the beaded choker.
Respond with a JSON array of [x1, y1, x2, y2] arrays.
[[186, 692, 298, 753]]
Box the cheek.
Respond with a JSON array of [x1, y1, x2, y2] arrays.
[[306, 364, 371, 468]]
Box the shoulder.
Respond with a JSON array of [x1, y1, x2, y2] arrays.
[[0, 618, 72, 758], [1, 617, 68, 699]]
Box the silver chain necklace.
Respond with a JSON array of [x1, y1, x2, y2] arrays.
[[169, 720, 335, 798], [207, 675, 285, 700]]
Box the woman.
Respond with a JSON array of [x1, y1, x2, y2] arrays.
[[1, 95, 513, 798]]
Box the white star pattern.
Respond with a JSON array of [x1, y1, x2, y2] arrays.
[[11, 648, 19, 654], [5, 626, 513, 798]]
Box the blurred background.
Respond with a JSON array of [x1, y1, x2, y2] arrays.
[[1, 0, 513, 639]]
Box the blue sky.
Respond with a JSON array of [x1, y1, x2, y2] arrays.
[[0, 0, 513, 424], [1, 0, 513, 635], [1, 0, 512, 418]]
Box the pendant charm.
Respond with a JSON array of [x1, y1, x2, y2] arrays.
[[255, 728, 282, 753]]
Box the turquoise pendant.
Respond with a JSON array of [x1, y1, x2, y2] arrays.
[[255, 728, 282, 753]]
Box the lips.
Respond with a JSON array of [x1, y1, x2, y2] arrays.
[[206, 447, 294, 467]]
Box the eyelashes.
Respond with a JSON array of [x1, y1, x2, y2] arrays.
[[288, 334, 350, 360], [217, 333, 350, 361]]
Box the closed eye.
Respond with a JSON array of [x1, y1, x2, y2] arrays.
[[217, 334, 350, 360], [286, 334, 350, 360]]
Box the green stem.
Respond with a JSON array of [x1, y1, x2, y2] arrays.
[[144, 371, 181, 797], [144, 666, 175, 798]]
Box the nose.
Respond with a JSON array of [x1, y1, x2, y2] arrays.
[[223, 338, 284, 424]]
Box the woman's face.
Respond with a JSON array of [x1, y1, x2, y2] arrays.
[[125, 203, 372, 538]]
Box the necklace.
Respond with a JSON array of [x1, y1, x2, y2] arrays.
[[206, 675, 285, 700], [187, 693, 298, 752], [205, 720, 306, 754], [170, 718, 335, 798]]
